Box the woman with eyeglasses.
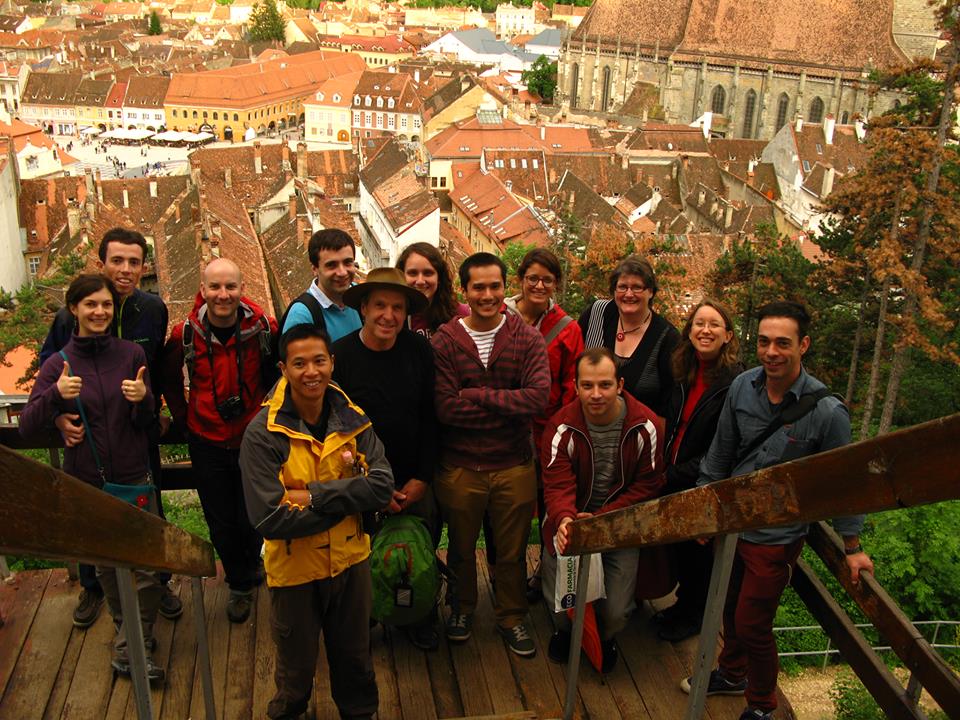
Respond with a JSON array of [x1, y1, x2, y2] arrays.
[[578, 255, 680, 418]]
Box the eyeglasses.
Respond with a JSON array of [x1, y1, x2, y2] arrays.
[[615, 284, 647, 294], [524, 275, 556, 288]]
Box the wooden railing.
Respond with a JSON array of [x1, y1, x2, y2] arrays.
[[564, 412, 960, 720]]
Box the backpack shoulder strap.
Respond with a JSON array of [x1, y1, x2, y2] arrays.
[[181, 321, 195, 388], [542, 314, 574, 347], [301, 292, 326, 330], [737, 387, 833, 464]]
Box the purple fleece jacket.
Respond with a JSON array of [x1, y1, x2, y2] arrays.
[[20, 333, 154, 487]]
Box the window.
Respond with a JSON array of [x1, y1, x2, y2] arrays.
[[387, 114, 395, 129], [213, 112, 218, 120], [440, 177, 446, 188], [742, 89, 756, 138], [600, 66, 611, 111], [841, 111, 849, 124], [26, 156, 38, 170], [815, 143, 823, 154], [354, 95, 361, 105], [388, 97, 395, 109], [193, 111, 198, 119], [376, 97, 383, 108], [710, 85, 726, 115], [809, 97, 825, 124], [495, 158, 504, 168], [173, 109, 178, 117], [802, 160, 811, 172], [376, 113, 383, 128], [532, 158, 539, 169], [431, 176, 438, 188], [413, 117, 420, 129], [365, 96, 372, 106], [510, 158, 516, 168], [312, 127, 317, 135], [28, 256, 40, 276], [400, 116, 408, 128], [570, 63, 579, 109], [202, 111, 208, 119], [353, 111, 361, 125], [365, 112, 372, 126], [775, 93, 790, 132]]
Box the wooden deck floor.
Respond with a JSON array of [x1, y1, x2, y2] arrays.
[[0, 550, 794, 719]]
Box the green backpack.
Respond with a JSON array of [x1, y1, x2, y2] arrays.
[[370, 515, 439, 627]]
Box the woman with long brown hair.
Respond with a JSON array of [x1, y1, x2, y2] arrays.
[[655, 299, 743, 642], [397, 242, 469, 338]]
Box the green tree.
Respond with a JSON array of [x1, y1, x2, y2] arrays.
[[521, 56, 557, 103], [147, 10, 162, 35], [248, 0, 285, 43]]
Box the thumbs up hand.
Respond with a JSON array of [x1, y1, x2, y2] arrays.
[[121, 366, 147, 403], [56, 362, 82, 400]]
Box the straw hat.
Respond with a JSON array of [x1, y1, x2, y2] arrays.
[[342, 267, 429, 314]]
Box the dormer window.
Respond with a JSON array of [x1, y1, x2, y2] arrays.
[[365, 96, 372, 106], [802, 160, 811, 172], [387, 97, 395, 109], [815, 143, 823, 154], [317, 92, 324, 102], [376, 97, 383, 108], [333, 93, 341, 103], [354, 94, 361, 105]]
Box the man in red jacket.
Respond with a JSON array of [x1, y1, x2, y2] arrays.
[[431, 252, 550, 658], [541, 347, 665, 671], [160, 258, 279, 623]]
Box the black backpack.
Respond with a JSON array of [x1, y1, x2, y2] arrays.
[[273, 292, 328, 356], [182, 314, 278, 394]]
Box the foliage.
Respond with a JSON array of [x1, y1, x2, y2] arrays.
[[521, 56, 557, 103], [285, 0, 323, 8], [147, 10, 162, 35], [831, 670, 949, 720], [247, 0, 285, 43], [499, 241, 536, 297]]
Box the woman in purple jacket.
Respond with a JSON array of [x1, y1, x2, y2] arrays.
[[20, 274, 165, 684]]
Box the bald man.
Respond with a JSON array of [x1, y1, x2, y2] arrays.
[[160, 258, 279, 622]]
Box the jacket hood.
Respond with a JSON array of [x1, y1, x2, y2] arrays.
[[551, 390, 657, 438], [187, 291, 269, 335], [264, 377, 371, 454]]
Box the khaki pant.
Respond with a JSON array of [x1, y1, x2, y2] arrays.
[[97, 566, 162, 654], [435, 461, 537, 628]]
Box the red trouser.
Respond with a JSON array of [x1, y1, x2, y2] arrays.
[[718, 538, 805, 712]]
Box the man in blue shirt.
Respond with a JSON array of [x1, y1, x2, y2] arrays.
[[683, 301, 874, 720], [281, 228, 361, 342]]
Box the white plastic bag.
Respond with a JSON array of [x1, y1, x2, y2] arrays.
[[553, 541, 606, 612]]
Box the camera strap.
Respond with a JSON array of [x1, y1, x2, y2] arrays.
[[206, 317, 244, 412]]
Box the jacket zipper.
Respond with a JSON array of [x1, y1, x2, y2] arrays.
[[667, 383, 727, 452], [609, 420, 651, 505]]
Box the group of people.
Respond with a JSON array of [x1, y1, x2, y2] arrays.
[[20, 225, 874, 720]]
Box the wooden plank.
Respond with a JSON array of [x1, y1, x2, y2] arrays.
[[391, 628, 439, 720], [42, 616, 85, 720], [221, 586, 258, 720], [807, 521, 960, 718], [792, 559, 923, 720], [567, 412, 960, 555], [60, 606, 117, 720], [187, 575, 228, 719], [372, 624, 402, 720], [473, 560, 524, 716], [526, 594, 586, 720], [0, 569, 73, 720], [0, 569, 50, 700], [458, 714, 538, 720], [0, 444, 215, 577], [158, 577, 197, 720], [251, 581, 276, 719]]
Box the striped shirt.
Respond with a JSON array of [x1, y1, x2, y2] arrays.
[[460, 315, 504, 369], [585, 398, 626, 512]]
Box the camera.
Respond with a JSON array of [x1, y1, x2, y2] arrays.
[[216, 395, 245, 421]]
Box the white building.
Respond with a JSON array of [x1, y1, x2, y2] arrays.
[[303, 70, 362, 146], [0, 150, 26, 292], [423, 28, 540, 72], [495, 2, 535, 39], [0, 62, 28, 113]]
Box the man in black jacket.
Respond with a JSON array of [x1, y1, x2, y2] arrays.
[[39, 227, 179, 627]]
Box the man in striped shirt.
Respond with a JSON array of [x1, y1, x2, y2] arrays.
[[431, 253, 551, 658]]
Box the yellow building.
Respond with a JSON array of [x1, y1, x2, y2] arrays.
[[164, 50, 366, 141], [320, 35, 415, 68], [73, 78, 113, 132]]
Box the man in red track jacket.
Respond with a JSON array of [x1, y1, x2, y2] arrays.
[[431, 252, 550, 658], [540, 347, 665, 670]]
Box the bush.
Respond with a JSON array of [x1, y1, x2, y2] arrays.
[[831, 670, 949, 720]]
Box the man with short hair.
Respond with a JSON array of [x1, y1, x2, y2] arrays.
[[160, 258, 279, 623], [39, 227, 178, 628], [540, 347, 665, 672], [280, 228, 361, 341], [684, 301, 874, 720], [240, 323, 394, 720], [332, 267, 438, 649], [431, 252, 550, 657]]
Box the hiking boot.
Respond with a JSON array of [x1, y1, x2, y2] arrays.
[[739, 709, 774, 720], [657, 614, 701, 642], [650, 602, 685, 626], [406, 619, 440, 651], [680, 669, 747, 696], [158, 584, 183, 620], [498, 622, 536, 657], [226, 589, 254, 623], [600, 639, 618, 674], [446, 612, 472, 642], [73, 588, 104, 628], [111, 647, 166, 684], [547, 630, 571, 663]]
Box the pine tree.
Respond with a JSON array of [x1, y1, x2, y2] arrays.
[[248, 0, 285, 43], [147, 10, 162, 35]]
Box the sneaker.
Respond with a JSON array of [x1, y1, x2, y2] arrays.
[[498, 622, 536, 657], [739, 709, 774, 720], [406, 619, 440, 651], [226, 590, 254, 623], [650, 603, 685, 625], [158, 585, 183, 620], [111, 648, 166, 684], [657, 615, 701, 642], [600, 638, 618, 674], [547, 630, 571, 663], [680, 669, 747, 696], [446, 612, 472, 642], [73, 588, 104, 628]]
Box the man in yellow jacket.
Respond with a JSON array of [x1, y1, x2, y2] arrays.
[[240, 323, 394, 720]]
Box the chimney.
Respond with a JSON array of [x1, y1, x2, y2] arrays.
[[122, 184, 129, 208], [47, 178, 57, 207], [540, 125, 545, 141], [414, 69, 420, 83], [67, 204, 81, 236], [821, 166, 835, 197], [84, 169, 95, 197], [254, 141, 262, 175], [795, 116, 803, 133], [149, 180, 157, 198], [824, 113, 836, 145], [621, 153, 628, 170], [224, 167, 232, 189], [724, 204, 733, 229], [95, 170, 103, 203], [747, 159, 756, 175], [75, 175, 87, 205], [567, 190, 575, 212], [296, 142, 307, 179], [288, 193, 297, 220], [35, 200, 48, 245], [505, 180, 513, 192], [854, 116, 866, 141], [282, 141, 290, 169]]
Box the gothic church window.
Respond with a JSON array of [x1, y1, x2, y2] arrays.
[[601, 66, 611, 111], [570, 63, 580, 109], [775, 93, 790, 132], [809, 97, 825, 124], [742, 90, 756, 138], [711, 85, 726, 115]]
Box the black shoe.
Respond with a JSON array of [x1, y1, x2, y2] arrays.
[[158, 584, 183, 620], [406, 620, 440, 651], [73, 588, 104, 628], [739, 709, 774, 720], [547, 630, 571, 663], [111, 649, 166, 684], [650, 603, 684, 625], [680, 669, 747, 696], [600, 639, 618, 674], [226, 590, 254, 623], [657, 615, 701, 642]]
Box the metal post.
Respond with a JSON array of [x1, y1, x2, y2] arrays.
[[822, 637, 832, 670], [191, 576, 217, 720], [684, 533, 738, 720], [562, 556, 592, 720], [116, 568, 154, 720]]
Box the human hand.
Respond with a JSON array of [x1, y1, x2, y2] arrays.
[[121, 366, 147, 403], [846, 551, 874, 586], [285, 489, 311, 506], [55, 413, 84, 447], [56, 362, 82, 400], [555, 513, 591, 555], [398, 478, 427, 510], [385, 490, 404, 514]]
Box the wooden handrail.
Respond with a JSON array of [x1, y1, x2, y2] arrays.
[[0, 444, 216, 577], [565, 412, 960, 555]]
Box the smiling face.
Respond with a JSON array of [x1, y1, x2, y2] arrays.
[[689, 304, 733, 361], [463, 263, 505, 330], [613, 272, 652, 319], [402, 252, 438, 303], [97, 241, 144, 299], [201, 260, 244, 328], [361, 288, 407, 349], [520, 261, 556, 309], [70, 287, 114, 337], [577, 355, 624, 425], [314, 245, 356, 302], [757, 316, 809, 386], [281, 336, 334, 405]]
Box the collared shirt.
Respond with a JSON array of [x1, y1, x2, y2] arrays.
[[698, 365, 864, 545], [281, 279, 361, 342]]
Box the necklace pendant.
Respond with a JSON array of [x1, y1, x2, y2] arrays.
[[616, 331, 625, 342]]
